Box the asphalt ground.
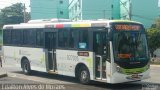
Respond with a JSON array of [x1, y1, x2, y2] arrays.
[[1, 61, 160, 90]]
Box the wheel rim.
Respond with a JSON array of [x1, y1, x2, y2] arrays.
[[81, 70, 88, 81], [23, 63, 28, 73]]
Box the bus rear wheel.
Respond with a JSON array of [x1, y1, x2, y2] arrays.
[[22, 59, 31, 75], [78, 66, 90, 84]]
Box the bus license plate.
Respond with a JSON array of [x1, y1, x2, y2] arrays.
[[131, 74, 139, 78]]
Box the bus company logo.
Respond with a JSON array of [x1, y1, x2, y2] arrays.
[[19, 50, 30, 56], [67, 55, 79, 61]]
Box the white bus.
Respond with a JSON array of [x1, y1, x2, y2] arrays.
[[2, 19, 150, 84]]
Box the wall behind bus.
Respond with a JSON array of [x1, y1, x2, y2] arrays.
[[30, 0, 69, 19], [120, 0, 160, 28], [69, 0, 120, 20]]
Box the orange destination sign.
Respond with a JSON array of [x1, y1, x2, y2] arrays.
[[114, 24, 141, 31]]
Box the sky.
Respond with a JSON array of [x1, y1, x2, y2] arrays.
[[0, 0, 30, 12]]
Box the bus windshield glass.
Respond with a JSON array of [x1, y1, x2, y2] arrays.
[[112, 23, 149, 69]]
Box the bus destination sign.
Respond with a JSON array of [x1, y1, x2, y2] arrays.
[[114, 24, 141, 31]]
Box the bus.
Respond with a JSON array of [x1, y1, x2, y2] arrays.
[[2, 19, 150, 84]]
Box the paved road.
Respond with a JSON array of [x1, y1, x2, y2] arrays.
[[0, 76, 144, 90], [0, 77, 41, 84], [143, 65, 160, 84], [1, 62, 160, 90]]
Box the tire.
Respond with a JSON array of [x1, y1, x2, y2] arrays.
[[22, 59, 31, 75], [78, 66, 90, 84]]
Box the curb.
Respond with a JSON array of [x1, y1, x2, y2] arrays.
[[0, 73, 8, 78], [150, 65, 160, 67]]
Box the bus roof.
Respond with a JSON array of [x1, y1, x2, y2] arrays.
[[110, 20, 142, 24], [3, 20, 142, 30]]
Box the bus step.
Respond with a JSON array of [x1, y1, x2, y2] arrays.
[[95, 79, 107, 82], [48, 70, 58, 74], [96, 78, 107, 80], [96, 77, 101, 79]]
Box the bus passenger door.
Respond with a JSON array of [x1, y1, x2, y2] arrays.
[[93, 31, 109, 80], [45, 32, 57, 72]]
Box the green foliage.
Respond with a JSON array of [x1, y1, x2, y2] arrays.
[[147, 28, 160, 51], [0, 3, 30, 29], [0, 3, 30, 46], [147, 17, 160, 56], [0, 3, 23, 25]]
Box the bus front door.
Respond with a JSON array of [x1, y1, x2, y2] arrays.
[[45, 32, 57, 72], [93, 31, 109, 80]]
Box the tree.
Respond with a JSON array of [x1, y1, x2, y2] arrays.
[[0, 3, 30, 28], [147, 28, 160, 57], [0, 3, 30, 46], [147, 17, 160, 57]]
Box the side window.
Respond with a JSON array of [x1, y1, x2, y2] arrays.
[[30, 30, 36, 46], [3, 30, 11, 45], [4, 29, 22, 46], [12, 30, 18, 45], [58, 29, 69, 48], [23, 30, 36, 46], [23, 30, 29, 45], [16, 30, 23, 45], [36, 29, 44, 47], [69, 29, 78, 48], [78, 29, 89, 49]]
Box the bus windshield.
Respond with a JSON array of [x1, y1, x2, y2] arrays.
[[114, 31, 148, 59], [112, 23, 149, 69]]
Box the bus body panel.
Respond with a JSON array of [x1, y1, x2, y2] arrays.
[[3, 46, 95, 80], [111, 69, 150, 83], [3, 46, 46, 72], [56, 49, 94, 80]]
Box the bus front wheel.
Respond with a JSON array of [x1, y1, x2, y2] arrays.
[[78, 66, 90, 84], [22, 59, 31, 75]]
